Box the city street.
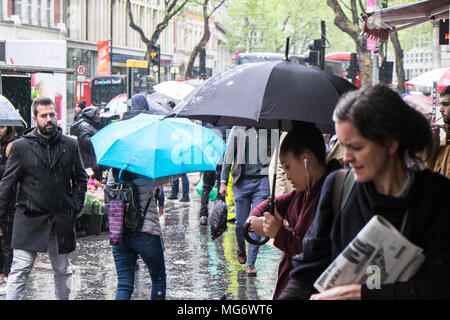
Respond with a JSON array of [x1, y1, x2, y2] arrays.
[[0, 174, 282, 300]]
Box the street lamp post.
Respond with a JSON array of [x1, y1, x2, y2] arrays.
[[372, 0, 380, 85], [110, 0, 115, 74]]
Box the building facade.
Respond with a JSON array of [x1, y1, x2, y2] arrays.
[[1, 0, 235, 124]]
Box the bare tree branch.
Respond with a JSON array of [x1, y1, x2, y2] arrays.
[[327, 0, 360, 39], [327, 0, 372, 85], [126, 0, 190, 69], [358, 0, 366, 13], [151, 0, 190, 44], [207, 0, 226, 18], [337, 0, 352, 12], [127, 0, 152, 49], [350, 0, 359, 25], [185, 0, 226, 78]]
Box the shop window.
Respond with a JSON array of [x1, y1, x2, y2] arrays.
[[47, 0, 51, 27], [37, 0, 42, 26], [54, 0, 60, 24], [14, 0, 22, 17], [27, 0, 31, 24], [8, 0, 19, 16]]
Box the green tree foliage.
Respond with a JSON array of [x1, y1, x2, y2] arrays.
[[222, 0, 433, 89], [223, 0, 356, 55]]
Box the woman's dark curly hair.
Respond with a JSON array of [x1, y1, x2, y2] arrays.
[[333, 84, 432, 162], [0, 126, 17, 143]]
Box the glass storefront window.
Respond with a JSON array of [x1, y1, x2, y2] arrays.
[[66, 47, 96, 124]]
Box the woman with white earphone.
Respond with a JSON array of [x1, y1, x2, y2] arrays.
[[247, 126, 342, 299]]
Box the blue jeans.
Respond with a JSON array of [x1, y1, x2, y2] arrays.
[[170, 174, 190, 199], [233, 176, 270, 267], [111, 232, 166, 300]]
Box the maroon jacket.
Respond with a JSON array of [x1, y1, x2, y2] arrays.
[[249, 174, 328, 299]]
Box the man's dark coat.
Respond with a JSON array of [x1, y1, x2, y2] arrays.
[[0, 127, 88, 254]]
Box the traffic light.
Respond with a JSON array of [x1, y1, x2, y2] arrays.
[[199, 48, 206, 79], [150, 44, 160, 66], [379, 59, 394, 84], [346, 53, 359, 84], [306, 39, 323, 67], [439, 19, 449, 45]]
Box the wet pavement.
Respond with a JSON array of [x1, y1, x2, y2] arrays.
[[1, 174, 282, 300]]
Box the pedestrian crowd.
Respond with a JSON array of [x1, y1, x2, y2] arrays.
[[0, 83, 449, 300]]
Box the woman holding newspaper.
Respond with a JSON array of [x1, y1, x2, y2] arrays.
[[279, 85, 450, 300]]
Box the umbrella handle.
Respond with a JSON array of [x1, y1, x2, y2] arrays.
[[242, 195, 274, 246], [243, 221, 270, 245], [243, 130, 280, 246]]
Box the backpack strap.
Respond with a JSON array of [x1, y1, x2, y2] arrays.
[[332, 168, 355, 217], [142, 194, 153, 218], [128, 181, 153, 219]]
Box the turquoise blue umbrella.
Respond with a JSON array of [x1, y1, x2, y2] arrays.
[[91, 113, 227, 179]]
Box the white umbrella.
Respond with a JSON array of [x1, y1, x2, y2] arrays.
[[0, 95, 27, 127], [405, 67, 450, 91], [153, 81, 195, 101], [105, 93, 128, 114]]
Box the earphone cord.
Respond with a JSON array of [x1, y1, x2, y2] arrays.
[[304, 160, 311, 198]]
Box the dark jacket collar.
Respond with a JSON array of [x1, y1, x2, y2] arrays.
[[22, 127, 65, 170], [23, 127, 62, 146], [356, 169, 420, 222]]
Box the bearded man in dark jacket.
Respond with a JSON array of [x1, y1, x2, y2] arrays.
[[0, 97, 88, 300]]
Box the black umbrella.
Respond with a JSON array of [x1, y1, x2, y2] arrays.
[[0, 95, 27, 127], [168, 61, 356, 245], [168, 61, 356, 133]]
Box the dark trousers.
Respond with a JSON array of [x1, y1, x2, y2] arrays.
[[200, 165, 223, 218], [0, 220, 14, 276], [170, 174, 190, 199]]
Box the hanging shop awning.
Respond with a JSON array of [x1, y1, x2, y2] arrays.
[[0, 64, 76, 75], [361, 0, 450, 42]]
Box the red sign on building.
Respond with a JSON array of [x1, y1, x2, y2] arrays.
[[97, 41, 110, 76]]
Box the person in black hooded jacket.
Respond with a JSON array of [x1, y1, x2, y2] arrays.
[[75, 106, 102, 179], [122, 93, 151, 120], [279, 85, 450, 300], [0, 97, 87, 300]]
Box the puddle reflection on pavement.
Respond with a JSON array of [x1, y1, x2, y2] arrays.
[[4, 182, 282, 300]]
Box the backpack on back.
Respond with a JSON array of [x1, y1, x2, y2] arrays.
[[103, 171, 152, 245], [332, 168, 356, 217], [69, 118, 84, 137]]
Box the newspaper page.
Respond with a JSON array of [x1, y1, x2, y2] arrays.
[[314, 215, 424, 293]]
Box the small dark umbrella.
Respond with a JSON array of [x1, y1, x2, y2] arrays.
[[147, 98, 171, 115], [0, 95, 27, 127], [125, 95, 171, 115], [148, 91, 180, 109], [168, 61, 356, 245]]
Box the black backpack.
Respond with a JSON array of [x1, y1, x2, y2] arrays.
[[69, 118, 84, 137], [104, 177, 152, 233]]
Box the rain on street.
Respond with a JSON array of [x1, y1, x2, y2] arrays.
[[0, 174, 282, 300]]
